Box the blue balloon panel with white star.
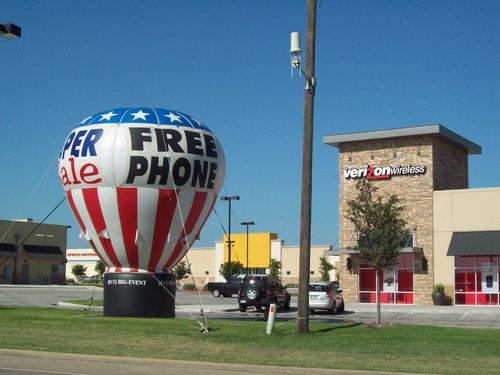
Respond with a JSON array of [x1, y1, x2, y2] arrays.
[[80, 107, 212, 133]]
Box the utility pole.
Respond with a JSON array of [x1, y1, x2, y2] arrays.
[[220, 195, 240, 280], [297, 0, 317, 334]]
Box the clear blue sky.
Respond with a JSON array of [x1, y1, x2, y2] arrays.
[[1, 1, 499, 250]]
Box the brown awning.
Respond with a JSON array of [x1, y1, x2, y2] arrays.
[[447, 231, 500, 256], [23, 245, 63, 255], [0, 243, 17, 258]]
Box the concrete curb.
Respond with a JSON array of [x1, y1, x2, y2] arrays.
[[176, 304, 240, 313], [56, 301, 103, 311], [56, 301, 239, 314]]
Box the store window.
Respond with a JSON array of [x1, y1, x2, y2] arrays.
[[247, 268, 266, 275], [455, 256, 499, 305], [358, 254, 413, 304]]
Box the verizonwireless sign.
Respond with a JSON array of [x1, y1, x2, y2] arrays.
[[343, 165, 427, 180]]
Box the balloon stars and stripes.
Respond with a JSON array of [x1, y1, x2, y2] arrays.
[[59, 107, 226, 274]]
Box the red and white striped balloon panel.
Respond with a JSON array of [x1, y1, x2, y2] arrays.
[[58, 108, 225, 273]]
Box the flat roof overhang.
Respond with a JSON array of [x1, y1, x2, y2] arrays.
[[447, 231, 500, 256], [323, 124, 481, 155]]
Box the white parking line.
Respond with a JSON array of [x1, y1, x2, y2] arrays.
[[396, 312, 413, 319], [460, 312, 469, 321]]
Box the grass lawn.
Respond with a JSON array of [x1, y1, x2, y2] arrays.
[[0, 307, 498, 374]]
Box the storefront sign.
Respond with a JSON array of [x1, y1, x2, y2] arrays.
[[344, 165, 426, 180], [67, 251, 98, 258]]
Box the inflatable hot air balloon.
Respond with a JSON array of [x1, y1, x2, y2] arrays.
[[58, 107, 225, 317]]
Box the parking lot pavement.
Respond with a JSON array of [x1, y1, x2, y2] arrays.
[[0, 284, 103, 308], [2, 286, 499, 328], [173, 302, 500, 329]]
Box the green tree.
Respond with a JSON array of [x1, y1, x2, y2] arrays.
[[71, 264, 87, 282], [94, 260, 105, 280], [346, 179, 409, 325], [219, 261, 244, 281], [173, 260, 191, 285], [269, 258, 282, 280], [319, 255, 334, 281]]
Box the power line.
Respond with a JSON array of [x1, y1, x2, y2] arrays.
[[0, 156, 58, 246], [0, 196, 67, 269]]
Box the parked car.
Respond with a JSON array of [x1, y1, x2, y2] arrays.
[[309, 281, 344, 314], [206, 277, 244, 297], [237, 275, 291, 312]]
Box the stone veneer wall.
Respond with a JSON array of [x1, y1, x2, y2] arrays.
[[337, 136, 468, 305], [433, 138, 468, 191]]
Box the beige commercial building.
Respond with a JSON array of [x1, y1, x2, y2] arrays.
[[0, 219, 68, 285], [66, 124, 499, 307], [434, 187, 500, 304], [66, 234, 338, 286], [324, 124, 499, 305]]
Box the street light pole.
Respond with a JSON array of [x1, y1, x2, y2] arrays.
[[241, 221, 255, 275], [296, 0, 317, 334], [220, 195, 240, 280]]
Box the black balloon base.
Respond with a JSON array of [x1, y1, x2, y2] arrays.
[[103, 272, 176, 318]]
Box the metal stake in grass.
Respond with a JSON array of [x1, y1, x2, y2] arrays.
[[87, 297, 94, 311], [152, 275, 212, 334], [266, 303, 277, 335]]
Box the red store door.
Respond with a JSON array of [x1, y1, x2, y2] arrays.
[[359, 254, 414, 304]]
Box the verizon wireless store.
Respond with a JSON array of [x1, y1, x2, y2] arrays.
[[324, 125, 500, 306]]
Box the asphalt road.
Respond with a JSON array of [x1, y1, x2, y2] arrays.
[[1, 285, 500, 328]]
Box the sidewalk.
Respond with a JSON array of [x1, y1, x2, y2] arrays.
[[0, 348, 424, 375], [346, 303, 500, 315]]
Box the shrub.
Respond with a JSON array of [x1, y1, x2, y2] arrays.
[[219, 261, 244, 280], [432, 284, 445, 295], [183, 283, 196, 290], [319, 255, 334, 281], [173, 261, 191, 284], [66, 278, 75, 285], [269, 259, 282, 280], [71, 264, 87, 281]]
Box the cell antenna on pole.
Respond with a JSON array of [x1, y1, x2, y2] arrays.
[[290, 31, 302, 78]]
